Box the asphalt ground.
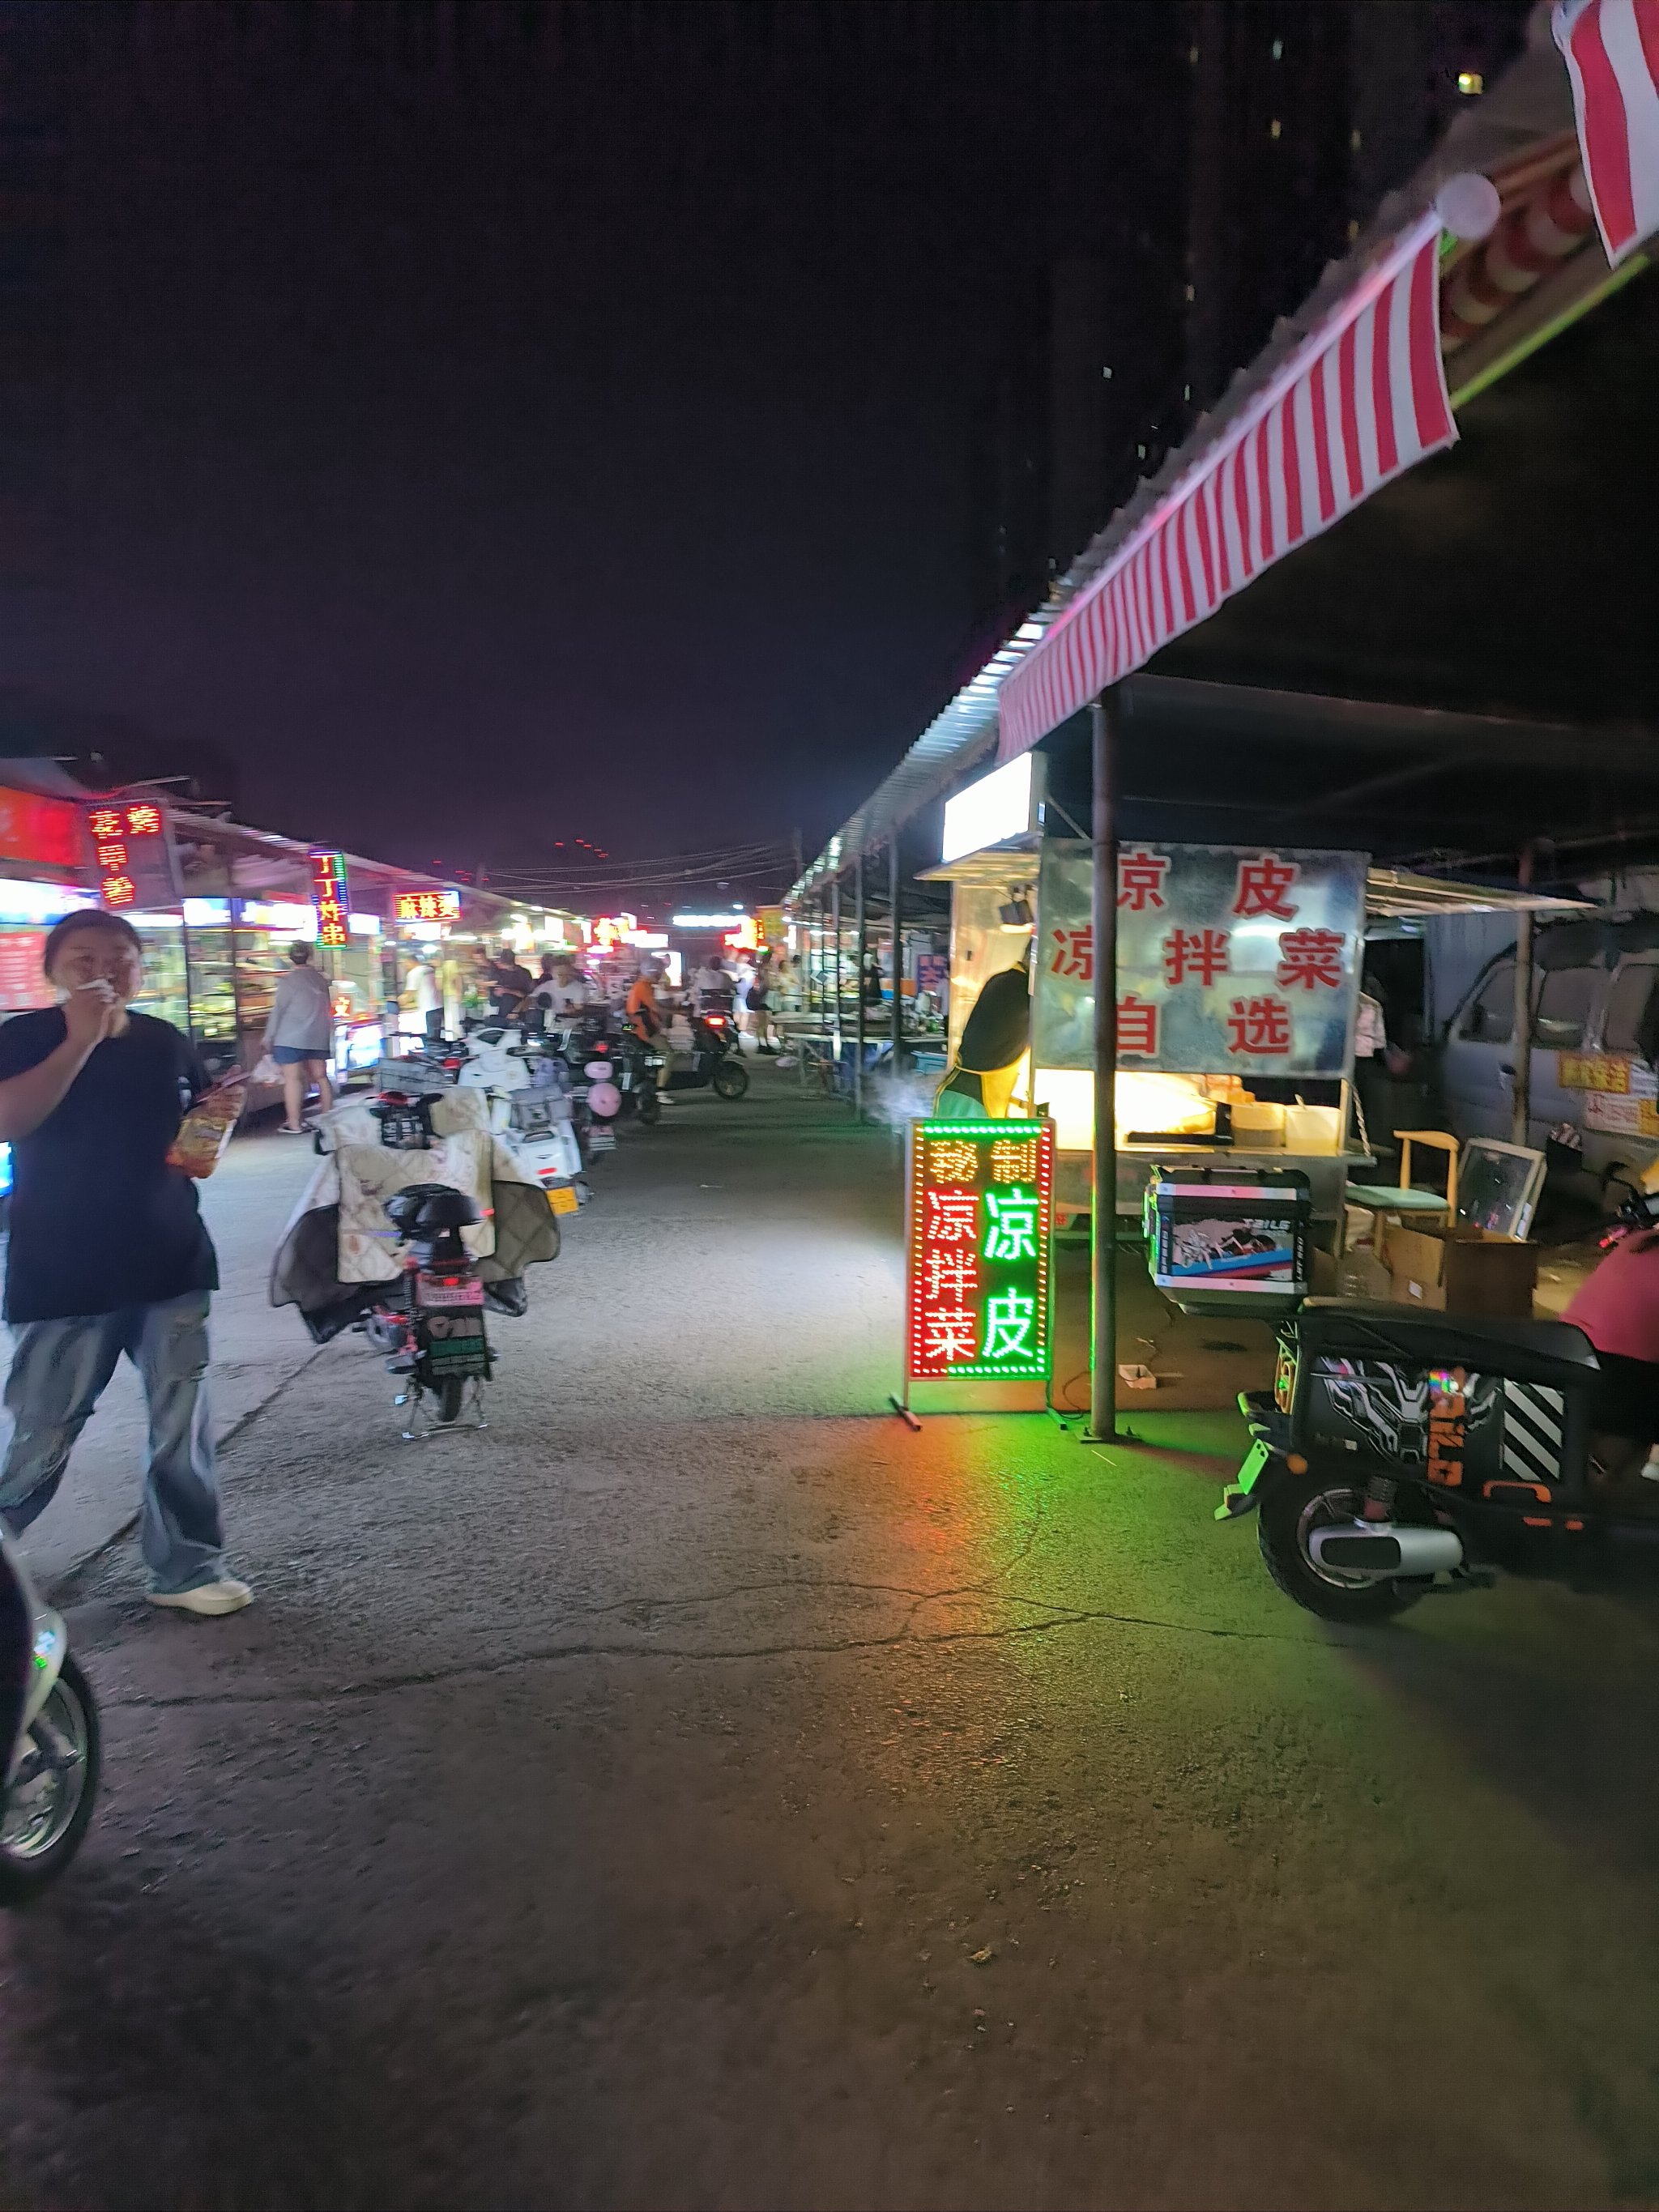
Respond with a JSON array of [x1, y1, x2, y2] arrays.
[[3, 1072, 1659, 2210]]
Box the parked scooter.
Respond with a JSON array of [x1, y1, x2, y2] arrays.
[[1212, 1172, 1659, 1622], [0, 1522, 98, 1903], [556, 1016, 665, 1130], [358, 1093, 493, 1432]]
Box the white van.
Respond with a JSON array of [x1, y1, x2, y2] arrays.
[[1441, 925, 1659, 1195]]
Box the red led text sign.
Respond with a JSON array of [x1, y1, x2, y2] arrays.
[[83, 800, 179, 913], [394, 889, 461, 923], [309, 849, 352, 947], [906, 1119, 1055, 1382]]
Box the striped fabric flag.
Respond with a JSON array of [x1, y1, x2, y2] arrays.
[[996, 215, 1454, 765], [1554, 0, 1659, 266]]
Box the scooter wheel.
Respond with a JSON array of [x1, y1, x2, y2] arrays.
[[713, 1060, 749, 1100], [1256, 1473, 1425, 1625], [636, 1090, 662, 1127], [434, 1377, 467, 1426], [0, 1652, 100, 1906]]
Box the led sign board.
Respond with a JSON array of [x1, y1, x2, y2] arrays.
[[672, 912, 749, 930], [905, 1119, 1055, 1382], [83, 799, 180, 912], [940, 753, 1043, 866], [309, 848, 351, 948], [394, 889, 461, 923]]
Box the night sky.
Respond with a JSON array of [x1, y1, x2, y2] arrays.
[[12, 0, 1176, 884]]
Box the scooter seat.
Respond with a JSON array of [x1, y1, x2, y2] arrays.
[[384, 1183, 483, 1238]]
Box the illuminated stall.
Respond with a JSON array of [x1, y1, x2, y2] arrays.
[[923, 758, 1371, 1234]]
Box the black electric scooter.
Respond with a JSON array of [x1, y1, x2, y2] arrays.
[[1206, 1180, 1659, 1623]]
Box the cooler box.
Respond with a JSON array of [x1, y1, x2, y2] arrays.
[[1143, 1165, 1311, 1318]]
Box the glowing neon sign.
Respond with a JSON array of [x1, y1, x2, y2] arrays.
[[394, 889, 461, 923], [309, 849, 351, 948], [83, 799, 178, 912], [906, 1119, 1055, 1381], [591, 913, 637, 953]]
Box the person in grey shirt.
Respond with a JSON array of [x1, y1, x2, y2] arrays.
[[262, 941, 335, 1132]]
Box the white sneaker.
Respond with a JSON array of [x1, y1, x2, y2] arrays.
[[147, 1578, 254, 1617]]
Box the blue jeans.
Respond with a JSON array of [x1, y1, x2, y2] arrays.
[[0, 1290, 226, 1594]]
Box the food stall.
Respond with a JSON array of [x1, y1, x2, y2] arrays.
[[923, 810, 1372, 1238]]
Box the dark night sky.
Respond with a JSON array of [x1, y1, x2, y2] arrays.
[[12, 0, 1179, 881]]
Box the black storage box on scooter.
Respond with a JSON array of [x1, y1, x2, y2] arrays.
[[1266, 1300, 1600, 1512], [1143, 1164, 1311, 1320]]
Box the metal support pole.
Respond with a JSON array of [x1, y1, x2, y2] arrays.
[[889, 833, 903, 1072], [853, 850, 867, 1119], [1090, 692, 1120, 1444], [1511, 841, 1535, 1146], [831, 876, 842, 1059]]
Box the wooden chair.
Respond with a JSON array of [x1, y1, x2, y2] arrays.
[[1344, 1129, 1460, 1261]]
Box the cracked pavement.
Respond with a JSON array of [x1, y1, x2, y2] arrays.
[[4, 1074, 1659, 2210]]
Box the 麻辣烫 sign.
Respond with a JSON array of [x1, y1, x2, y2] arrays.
[[309, 849, 352, 947], [83, 799, 181, 913], [394, 888, 461, 923], [1033, 842, 1365, 1078], [906, 1119, 1054, 1382]]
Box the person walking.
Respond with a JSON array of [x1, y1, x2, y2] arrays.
[[264, 940, 336, 1132], [746, 956, 778, 1055], [0, 910, 251, 1615]]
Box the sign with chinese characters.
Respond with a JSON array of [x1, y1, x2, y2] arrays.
[[309, 849, 352, 947], [0, 786, 83, 872], [1558, 1052, 1636, 1093], [906, 1119, 1055, 1382], [82, 799, 180, 913], [0, 929, 52, 1011], [1576, 1053, 1659, 1135], [394, 889, 462, 923], [1032, 841, 1365, 1078]]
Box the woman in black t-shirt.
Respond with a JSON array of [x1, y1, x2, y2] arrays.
[[0, 911, 251, 1617]]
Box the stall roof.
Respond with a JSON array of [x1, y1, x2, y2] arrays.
[[919, 842, 1590, 920], [167, 809, 518, 917], [790, 10, 1655, 906]]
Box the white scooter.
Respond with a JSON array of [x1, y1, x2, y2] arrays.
[[0, 1523, 99, 1903]]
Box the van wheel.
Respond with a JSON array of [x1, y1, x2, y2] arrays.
[[1256, 1473, 1424, 1625]]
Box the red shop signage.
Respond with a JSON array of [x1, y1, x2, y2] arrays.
[[83, 799, 181, 912], [0, 785, 84, 872]]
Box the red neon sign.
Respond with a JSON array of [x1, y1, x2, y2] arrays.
[[309, 849, 352, 947], [394, 889, 461, 923], [83, 799, 176, 911]]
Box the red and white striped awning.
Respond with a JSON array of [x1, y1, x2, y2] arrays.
[[1554, 0, 1659, 266], [996, 214, 1456, 764]]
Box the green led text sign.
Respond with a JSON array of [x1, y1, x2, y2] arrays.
[[905, 1118, 1055, 1382]]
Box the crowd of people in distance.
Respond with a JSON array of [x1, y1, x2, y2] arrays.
[[397, 938, 800, 1056]]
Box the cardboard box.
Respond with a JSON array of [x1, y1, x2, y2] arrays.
[[1388, 1224, 1538, 1318]]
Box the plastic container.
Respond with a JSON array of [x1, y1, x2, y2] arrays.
[[1284, 1103, 1341, 1154], [1231, 1101, 1286, 1147]]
